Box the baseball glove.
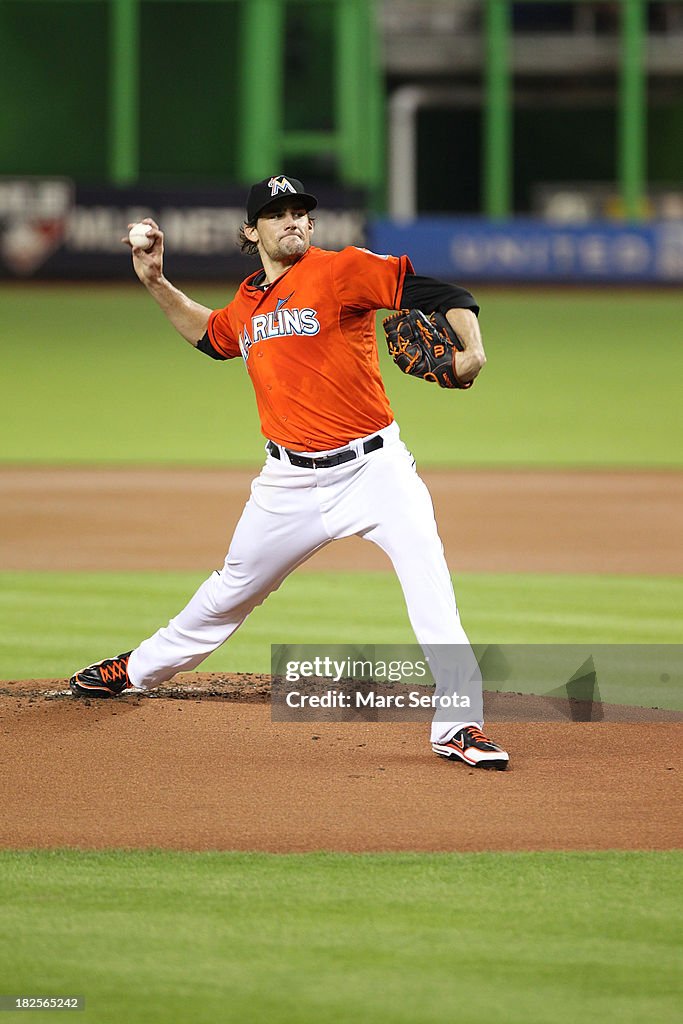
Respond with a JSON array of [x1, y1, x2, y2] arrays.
[[382, 309, 472, 389]]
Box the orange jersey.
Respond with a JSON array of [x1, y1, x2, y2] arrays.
[[207, 245, 413, 451]]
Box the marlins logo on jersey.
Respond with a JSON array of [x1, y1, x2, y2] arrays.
[[268, 176, 297, 197], [239, 303, 321, 360]]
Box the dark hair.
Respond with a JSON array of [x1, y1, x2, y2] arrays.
[[238, 223, 259, 257]]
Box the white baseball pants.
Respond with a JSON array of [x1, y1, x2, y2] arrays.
[[127, 421, 482, 744]]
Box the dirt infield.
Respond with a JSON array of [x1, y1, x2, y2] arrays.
[[1, 679, 681, 853], [1, 466, 681, 852], [2, 465, 682, 573]]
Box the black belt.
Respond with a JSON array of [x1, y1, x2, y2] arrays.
[[267, 434, 383, 469]]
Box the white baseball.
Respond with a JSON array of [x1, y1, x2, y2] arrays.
[[128, 222, 154, 250]]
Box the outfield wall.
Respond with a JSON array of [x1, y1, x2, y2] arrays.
[[1, 177, 682, 283]]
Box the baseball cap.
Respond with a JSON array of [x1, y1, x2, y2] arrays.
[[246, 175, 318, 224]]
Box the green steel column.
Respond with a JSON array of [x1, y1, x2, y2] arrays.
[[483, 0, 511, 218], [336, 0, 384, 201], [108, 0, 139, 184], [363, 0, 385, 209], [335, 0, 365, 184], [619, 0, 647, 220], [239, 0, 284, 183]]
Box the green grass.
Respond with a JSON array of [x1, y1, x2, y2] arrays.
[[2, 285, 682, 466], [394, 289, 683, 467], [0, 850, 680, 1024], [1, 570, 680, 706]]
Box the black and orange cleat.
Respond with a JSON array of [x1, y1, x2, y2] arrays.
[[69, 652, 133, 698], [432, 725, 509, 771]]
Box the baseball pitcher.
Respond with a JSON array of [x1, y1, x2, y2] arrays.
[[69, 175, 509, 771]]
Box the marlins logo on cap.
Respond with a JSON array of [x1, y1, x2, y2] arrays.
[[246, 175, 318, 223], [268, 176, 297, 197]]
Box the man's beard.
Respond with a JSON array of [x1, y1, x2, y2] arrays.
[[267, 234, 308, 265]]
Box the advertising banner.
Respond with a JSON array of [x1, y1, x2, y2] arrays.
[[370, 217, 683, 283], [0, 178, 366, 280]]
